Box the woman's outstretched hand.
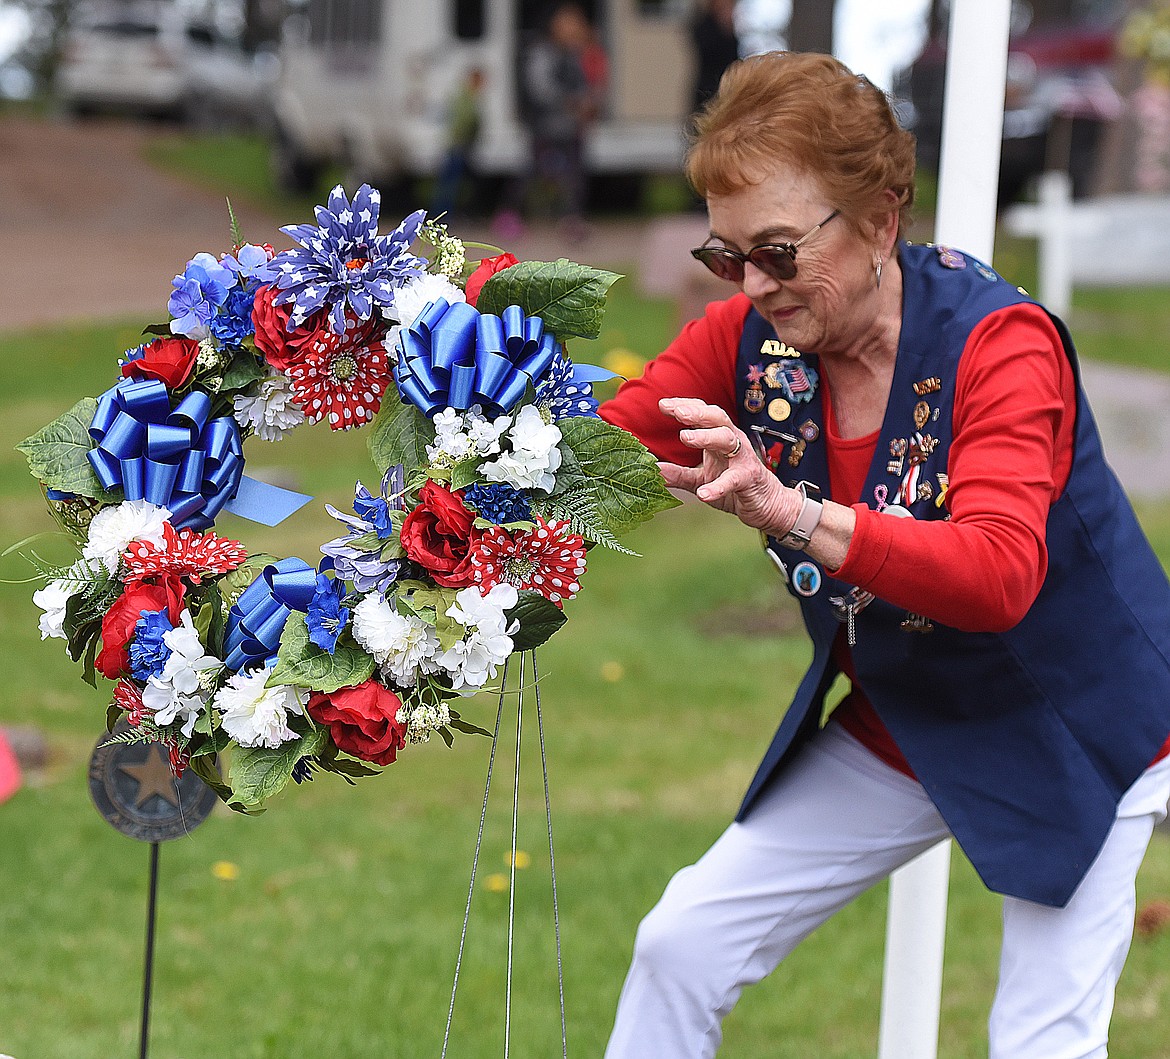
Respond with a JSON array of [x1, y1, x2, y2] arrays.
[[656, 397, 801, 535]]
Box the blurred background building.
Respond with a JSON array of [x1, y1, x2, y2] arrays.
[[0, 0, 1161, 208]]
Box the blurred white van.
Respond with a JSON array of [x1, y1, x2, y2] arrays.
[[57, 0, 277, 126], [57, 0, 190, 118], [271, 0, 695, 195]]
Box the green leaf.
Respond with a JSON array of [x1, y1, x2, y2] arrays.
[[316, 755, 381, 780], [507, 591, 567, 651], [448, 714, 493, 738], [227, 197, 244, 249], [267, 612, 376, 693], [228, 725, 329, 809], [557, 417, 680, 537], [219, 350, 268, 393], [449, 457, 483, 492], [409, 586, 462, 650], [367, 396, 435, 477], [16, 398, 120, 502], [475, 259, 623, 340], [190, 754, 235, 804]]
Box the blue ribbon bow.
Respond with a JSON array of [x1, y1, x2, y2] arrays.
[[87, 378, 312, 531], [88, 378, 242, 530], [393, 299, 560, 417], [223, 557, 318, 672]]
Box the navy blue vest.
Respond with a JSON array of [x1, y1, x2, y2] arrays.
[[733, 242, 1170, 907]]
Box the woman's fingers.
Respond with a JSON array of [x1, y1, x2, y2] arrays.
[[661, 397, 748, 462]]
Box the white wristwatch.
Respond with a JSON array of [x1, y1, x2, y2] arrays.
[[775, 481, 824, 552]]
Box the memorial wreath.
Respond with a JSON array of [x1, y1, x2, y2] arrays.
[[18, 183, 677, 813]]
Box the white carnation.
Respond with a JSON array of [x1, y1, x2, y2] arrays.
[[390, 277, 465, 327], [233, 369, 307, 442], [478, 404, 562, 493], [352, 594, 440, 686], [215, 666, 306, 748], [83, 500, 172, 572]]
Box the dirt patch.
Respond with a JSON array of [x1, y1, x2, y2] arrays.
[[0, 114, 280, 333]]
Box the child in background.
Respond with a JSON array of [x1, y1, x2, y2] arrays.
[[431, 67, 485, 220]]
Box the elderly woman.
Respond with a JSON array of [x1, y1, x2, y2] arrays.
[[600, 52, 1170, 1058]]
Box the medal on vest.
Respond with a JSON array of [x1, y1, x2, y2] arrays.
[[912, 377, 941, 396], [829, 586, 875, 646], [767, 397, 791, 422], [791, 560, 822, 597], [744, 382, 766, 414], [798, 419, 820, 443], [772, 361, 818, 404], [937, 246, 966, 269], [935, 473, 949, 508]]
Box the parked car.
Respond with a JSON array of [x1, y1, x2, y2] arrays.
[[896, 0, 1124, 205], [57, 0, 189, 118], [56, 0, 276, 127]]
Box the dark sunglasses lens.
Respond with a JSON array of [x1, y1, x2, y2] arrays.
[[751, 247, 797, 281], [693, 248, 744, 282]]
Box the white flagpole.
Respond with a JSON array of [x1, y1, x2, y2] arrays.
[[877, 1, 1012, 1056]]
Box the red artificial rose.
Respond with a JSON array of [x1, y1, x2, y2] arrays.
[[95, 576, 186, 681], [400, 481, 481, 587], [121, 336, 200, 389], [464, 252, 520, 307], [307, 680, 406, 766], [251, 284, 332, 371]]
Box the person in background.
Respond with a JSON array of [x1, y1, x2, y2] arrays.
[[496, 2, 595, 242], [689, 0, 739, 115], [599, 51, 1170, 1058], [686, 0, 738, 211], [431, 67, 485, 221]]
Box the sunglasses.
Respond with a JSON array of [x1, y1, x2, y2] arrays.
[[691, 210, 841, 283]]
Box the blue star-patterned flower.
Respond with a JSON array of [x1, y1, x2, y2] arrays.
[[270, 183, 427, 335]]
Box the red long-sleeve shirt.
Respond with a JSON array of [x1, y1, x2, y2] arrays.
[[601, 292, 1170, 774]]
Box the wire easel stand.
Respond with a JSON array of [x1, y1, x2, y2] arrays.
[[440, 651, 569, 1059]]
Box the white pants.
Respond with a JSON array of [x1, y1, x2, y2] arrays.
[[604, 724, 1170, 1059]]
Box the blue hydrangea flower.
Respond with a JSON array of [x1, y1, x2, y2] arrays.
[[536, 351, 600, 420], [169, 252, 236, 339], [271, 184, 427, 335], [209, 286, 257, 346], [130, 609, 174, 682], [463, 482, 533, 525], [306, 573, 350, 654], [352, 481, 396, 539]]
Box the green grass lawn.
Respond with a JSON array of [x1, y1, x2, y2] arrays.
[[3, 131, 1170, 1056]]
